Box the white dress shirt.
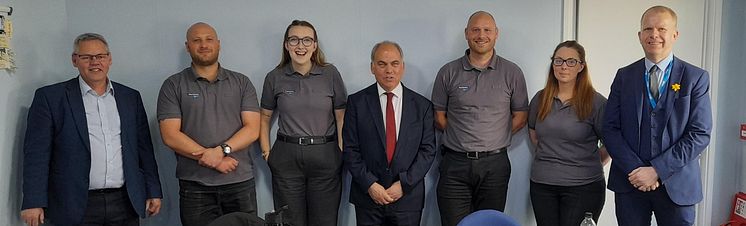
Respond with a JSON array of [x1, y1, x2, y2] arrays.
[[377, 83, 403, 139], [79, 76, 124, 190]]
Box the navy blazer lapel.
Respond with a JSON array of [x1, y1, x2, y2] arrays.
[[663, 57, 684, 124], [364, 86, 387, 148], [391, 86, 416, 165], [112, 82, 131, 152], [65, 79, 91, 152], [633, 60, 646, 127]]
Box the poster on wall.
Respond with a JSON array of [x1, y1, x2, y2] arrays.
[[0, 6, 14, 72]]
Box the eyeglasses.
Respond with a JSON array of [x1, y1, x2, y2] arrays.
[[551, 58, 581, 67], [75, 53, 110, 62], [286, 36, 315, 47]]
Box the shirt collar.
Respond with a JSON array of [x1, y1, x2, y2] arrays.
[[644, 52, 674, 72], [377, 82, 403, 99], [190, 63, 228, 81], [551, 96, 573, 108], [282, 63, 322, 77], [461, 49, 498, 71], [78, 75, 114, 97]]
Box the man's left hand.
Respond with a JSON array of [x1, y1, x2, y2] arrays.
[[146, 198, 162, 216], [386, 181, 403, 202], [628, 166, 660, 192], [194, 147, 223, 168]]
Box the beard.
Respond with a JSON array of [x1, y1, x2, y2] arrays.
[[468, 42, 494, 56], [191, 52, 219, 66]]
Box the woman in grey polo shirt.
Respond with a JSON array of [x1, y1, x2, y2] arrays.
[[259, 20, 347, 226], [528, 40, 610, 226]]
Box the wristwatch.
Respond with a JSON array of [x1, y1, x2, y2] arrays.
[[220, 144, 232, 156]]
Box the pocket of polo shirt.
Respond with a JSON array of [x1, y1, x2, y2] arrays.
[[183, 91, 204, 110], [275, 84, 299, 98], [451, 85, 477, 107]]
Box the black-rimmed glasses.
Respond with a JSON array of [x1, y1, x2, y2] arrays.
[[551, 58, 581, 67], [286, 36, 315, 47], [75, 53, 110, 62]]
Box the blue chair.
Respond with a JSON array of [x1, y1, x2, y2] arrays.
[[457, 209, 520, 226]]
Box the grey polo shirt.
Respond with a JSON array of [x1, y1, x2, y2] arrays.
[[261, 64, 346, 137], [431, 50, 529, 152], [528, 90, 606, 186], [157, 65, 260, 186]]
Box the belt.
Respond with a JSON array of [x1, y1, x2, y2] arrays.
[[88, 187, 124, 194], [442, 145, 506, 160], [277, 134, 336, 145]]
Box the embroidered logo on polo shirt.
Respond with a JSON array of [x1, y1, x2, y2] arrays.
[[188, 93, 200, 99], [284, 90, 296, 95], [458, 86, 470, 91]]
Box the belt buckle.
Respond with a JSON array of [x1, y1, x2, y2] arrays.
[[466, 152, 479, 159], [298, 137, 310, 145]]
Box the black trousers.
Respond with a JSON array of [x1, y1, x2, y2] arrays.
[[78, 188, 139, 226], [267, 140, 342, 226], [355, 205, 422, 226], [615, 185, 695, 226], [179, 179, 258, 226], [436, 146, 511, 226], [530, 179, 606, 226]]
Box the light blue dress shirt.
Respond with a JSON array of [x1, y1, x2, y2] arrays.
[[644, 52, 674, 87], [79, 76, 124, 190]]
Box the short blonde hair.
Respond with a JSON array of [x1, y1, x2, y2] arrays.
[[641, 5, 678, 28]]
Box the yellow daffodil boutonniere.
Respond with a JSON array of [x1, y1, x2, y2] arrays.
[[672, 83, 681, 92]]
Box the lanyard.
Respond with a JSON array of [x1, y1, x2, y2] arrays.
[[644, 62, 673, 109]]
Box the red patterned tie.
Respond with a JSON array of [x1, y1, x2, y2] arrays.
[[385, 92, 396, 164]]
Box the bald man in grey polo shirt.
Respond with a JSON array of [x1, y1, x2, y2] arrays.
[[157, 22, 261, 226], [431, 11, 529, 226]]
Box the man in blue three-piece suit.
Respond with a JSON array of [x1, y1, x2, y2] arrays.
[[603, 6, 712, 226], [20, 33, 163, 226], [343, 41, 436, 226]]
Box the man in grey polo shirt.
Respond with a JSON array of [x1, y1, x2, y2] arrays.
[[157, 22, 261, 226], [431, 11, 529, 226]]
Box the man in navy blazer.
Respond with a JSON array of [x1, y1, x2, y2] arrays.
[[21, 33, 162, 226], [343, 41, 436, 226], [603, 6, 712, 225]]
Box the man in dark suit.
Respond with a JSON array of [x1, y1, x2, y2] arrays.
[[21, 33, 163, 226], [343, 41, 436, 226], [603, 6, 712, 226]]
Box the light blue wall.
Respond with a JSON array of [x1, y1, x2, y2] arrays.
[[713, 1, 746, 225], [0, 0, 70, 225], [5, 1, 746, 226], [4, 0, 562, 225]]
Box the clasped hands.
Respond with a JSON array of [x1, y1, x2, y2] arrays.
[[628, 166, 660, 192], [192, 147, 238, 174], [368, 181, 403, 205]]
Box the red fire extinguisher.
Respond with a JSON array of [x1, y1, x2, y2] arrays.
[[722, 192, 746, 226]]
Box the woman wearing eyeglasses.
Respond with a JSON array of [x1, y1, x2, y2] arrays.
[[527, 40, 610, 226], [259, 20, 346, 226]]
